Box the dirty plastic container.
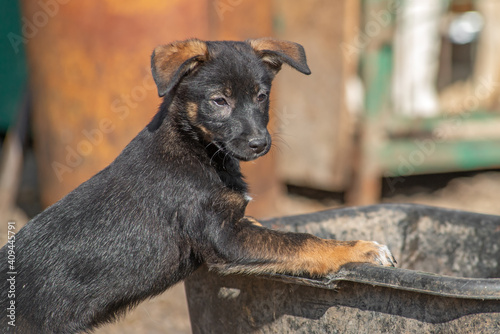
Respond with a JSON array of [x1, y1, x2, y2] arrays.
[[185, 204, 500, 333]]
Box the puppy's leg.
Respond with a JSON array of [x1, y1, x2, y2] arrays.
[[208, 217, 395, 277]]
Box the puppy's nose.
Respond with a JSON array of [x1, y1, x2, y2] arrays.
[[248, 137, 268, 154]]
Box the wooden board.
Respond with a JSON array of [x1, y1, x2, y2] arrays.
[[272, 0, 359, 191]]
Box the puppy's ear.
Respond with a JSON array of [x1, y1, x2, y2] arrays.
[[151, 39, 208, 97], [247, 38, 311, 76]]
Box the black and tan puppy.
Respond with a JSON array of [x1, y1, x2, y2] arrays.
[[0, 38, 395, 333]]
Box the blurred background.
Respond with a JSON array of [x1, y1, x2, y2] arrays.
[[2, 0, 500, 332]]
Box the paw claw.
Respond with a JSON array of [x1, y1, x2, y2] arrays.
[[359, 241, 396, 268]]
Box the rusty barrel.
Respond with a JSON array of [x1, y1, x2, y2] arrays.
[[22, 0, 277, 217]]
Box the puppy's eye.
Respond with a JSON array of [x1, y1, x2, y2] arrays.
[[212, 98, 228, 106], [257, 93, 268, 103]]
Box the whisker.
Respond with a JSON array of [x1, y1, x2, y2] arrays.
[[270, 143, 284, 154], [209, 147, 223, 166], [222, 149, 230, 167], [271, 134, 291, 151]]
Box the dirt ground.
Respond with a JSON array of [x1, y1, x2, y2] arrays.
[[3, 150, 500, 333]]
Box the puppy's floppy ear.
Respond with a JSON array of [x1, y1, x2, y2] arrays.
[[247, 37, 311, 76], [151, 39, 208, 97]]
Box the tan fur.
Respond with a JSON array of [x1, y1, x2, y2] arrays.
[[216, 237, 392, 277], [186, 102, 198, 122], [197, 125, 213, 142], [243, 216, 262, 227], [292, 239, 358, 275], [186, 101, 214, 141], [248, 37, 302, 64], [152, 39, 208, 90]]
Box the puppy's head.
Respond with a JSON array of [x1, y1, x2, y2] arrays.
[[151, 38, 310, 161]]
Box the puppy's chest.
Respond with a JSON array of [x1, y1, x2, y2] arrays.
[[213, 155, 248, 195]]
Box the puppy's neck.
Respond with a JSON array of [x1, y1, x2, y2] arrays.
[[204, 142, 247, 194]]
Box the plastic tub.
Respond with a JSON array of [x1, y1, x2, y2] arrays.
[[185, 204, 500, 333]]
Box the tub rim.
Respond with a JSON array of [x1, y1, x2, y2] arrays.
[[257, 203, 500, 300]]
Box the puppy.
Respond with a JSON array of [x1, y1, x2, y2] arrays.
[[0, 38, 395, 333]]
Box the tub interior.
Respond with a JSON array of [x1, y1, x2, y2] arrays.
[[265, 204, 500, 279]]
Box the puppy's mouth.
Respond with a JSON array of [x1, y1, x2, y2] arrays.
[[215, 138, 271, 162]]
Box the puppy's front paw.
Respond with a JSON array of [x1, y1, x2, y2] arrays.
[[352, 240, 396, 267]]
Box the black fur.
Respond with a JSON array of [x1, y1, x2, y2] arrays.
[[0, 39, 312, 333]]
